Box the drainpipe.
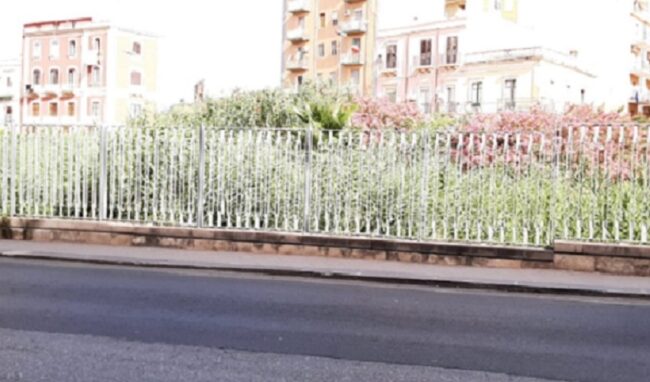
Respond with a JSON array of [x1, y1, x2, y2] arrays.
[[404, 32, 410, 102], [433, 28, 440, 113], [280, 0, 288, 87], [19, 32, 25, 129]]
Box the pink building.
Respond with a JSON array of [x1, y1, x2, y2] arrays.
[[375, 19, 465, 115], [20, 17, 158, 126]]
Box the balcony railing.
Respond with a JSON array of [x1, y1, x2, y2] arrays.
[[341, 52, 363, 65], [464, 47, 578, 69], [414, 53, 432, 67], [286, 27, 309, 41], [286, 58, 308, 70], [631, 56, 650, 74], [630, 88, 650, 103], [287, 0, 310, 13], [341, 19, 367, 34]]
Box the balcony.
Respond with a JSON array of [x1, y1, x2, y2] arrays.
[[286, 27, 309, 42], [439, 53, 459, 67], [464, 47, 578, 69], [413, 53, 433, 70], [341, 19, 367, 34], [287, 0, 310, 13], [341, 52, 363, 65], [630, 88, 650, 104], [286, 58, 308, 71], [631, 56, 650, 75]]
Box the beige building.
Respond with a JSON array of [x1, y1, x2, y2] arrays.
[[281, 0, 378, 95], [0, 59, 20, 125]]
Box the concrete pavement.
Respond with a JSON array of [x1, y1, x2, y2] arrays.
[[1, 239, 649, 297]]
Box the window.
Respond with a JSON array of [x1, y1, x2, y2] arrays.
[[4, 106, 12, 124], [297, 75, 303, 88], [94, 37, 101, 51], [68, 68, 76, 86], [419, 87, 431, 115], [32, 102, 40, 116], [132, 42, 142, 55], [447, 86, 456, 113], [331, 41, 338, 55], [386, 44, 397, 69], [130, 103, 142, 118], [130, 71, 142, 86], [32, 69, 41, 85], [470, 81, 483, 106], [446, 36, 458, 64], [494, 0, 502, 10], [504, 79, 516, 107], [68, 40, 77, 57], [384, 86, 397, 102], [329, 71, 337, 85], [49, 102, 58, 117], [580, 89, 586, 104], [91, 66, 100, 85], [49, 68, 59, 85], [67, 102, 75, 117], [351, 69, 360, 85], [320, 13, 326, 28], [420, 39, 432, 66], [331, 12, 338, 26], [6, 76, 12, 87], [50, 40, 60, 59], [318, 43, 325, 57], [91, 101, 101, 117], [33, 41, 41, 59]]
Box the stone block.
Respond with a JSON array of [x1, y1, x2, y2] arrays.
[[595, 257, 637, 276], [554, 254, 596, 272]]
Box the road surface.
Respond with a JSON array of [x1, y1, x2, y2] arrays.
[[0, 258, 649, 382]]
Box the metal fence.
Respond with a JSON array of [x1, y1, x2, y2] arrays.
[[1, 124, 649, 247]]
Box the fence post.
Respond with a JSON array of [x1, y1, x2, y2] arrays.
[[419, 130, 431, 241], [98, 125, 108, 220], [549, 124, 561, 246], [196, 123, 206, 228], [303, 124, 313, 233], [9, 123, 17, 216]]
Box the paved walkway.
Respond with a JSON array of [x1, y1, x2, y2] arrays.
[[1, 239, 648, 297]]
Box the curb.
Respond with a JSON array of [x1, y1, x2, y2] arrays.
[[2, 251, 649, 300]]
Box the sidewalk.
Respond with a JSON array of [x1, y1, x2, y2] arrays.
[[1, 239, 649, 298]]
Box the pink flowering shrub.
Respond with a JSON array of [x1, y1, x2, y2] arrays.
[[456, 106, 644, 180], [351, 97, 424, 131]]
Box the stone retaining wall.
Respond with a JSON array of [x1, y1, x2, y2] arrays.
[[2, 218, 649, 276]]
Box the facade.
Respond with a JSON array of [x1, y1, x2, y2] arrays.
[[376, 0, 595, 115], [282, 0, 378, 95], [0, 59, 20, 125], [20, 17, 158, 126]]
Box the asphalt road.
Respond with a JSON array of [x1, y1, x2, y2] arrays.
[[0, 258, 649, 382]]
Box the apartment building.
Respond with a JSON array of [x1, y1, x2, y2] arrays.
[[0, 59, 20, 125], [282, 0, 378, 95], [20, 17, 158, 126], [376, 0, 595, 115]]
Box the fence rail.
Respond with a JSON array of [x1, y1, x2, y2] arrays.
[[1, 124, 649, 247]]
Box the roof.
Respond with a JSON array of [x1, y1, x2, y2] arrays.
[[24, 17, 92, 29]]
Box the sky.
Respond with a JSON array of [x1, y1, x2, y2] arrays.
[[0, 0, 437, 108]]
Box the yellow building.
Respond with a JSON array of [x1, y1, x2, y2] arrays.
[[282, 0, 378, 95]]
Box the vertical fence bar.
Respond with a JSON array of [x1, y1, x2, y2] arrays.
[[196, 123, 206, 228], [9, 123, 17, 216], [98, 125, 108, 220], [303, 124, 313, 233]]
